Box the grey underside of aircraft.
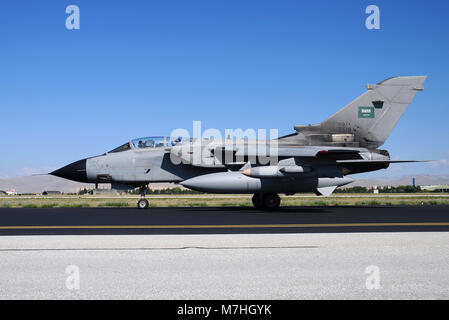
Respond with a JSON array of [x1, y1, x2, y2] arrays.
[[50, 76, 427, 208]]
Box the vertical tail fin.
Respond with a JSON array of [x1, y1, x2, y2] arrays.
[[320, 76, 426, 148]]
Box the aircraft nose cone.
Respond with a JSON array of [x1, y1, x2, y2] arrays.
[[50, 159, 88, 183]]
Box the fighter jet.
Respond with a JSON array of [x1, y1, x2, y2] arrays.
[[50, 76, 426, 209]]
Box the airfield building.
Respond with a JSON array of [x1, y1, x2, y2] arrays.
[[42, 191, 62, 196], [421, 185, 449, 192]]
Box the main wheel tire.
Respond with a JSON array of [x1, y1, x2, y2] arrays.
[[263, 193, 281, 210], [137, 199, 149, 209], [252, 193, 264, 209]]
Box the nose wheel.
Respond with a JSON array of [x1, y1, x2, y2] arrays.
[[137, 185, 150, 209], [252, 193, 281, 210], [137, 199, 149, 209]]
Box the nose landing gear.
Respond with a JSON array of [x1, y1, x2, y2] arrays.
[[252, 193, 281, 210], [137, 185, 149, 209], [137, 198, 149, 209]]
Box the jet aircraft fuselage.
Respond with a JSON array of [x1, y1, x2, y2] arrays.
[[51, 76, 427, 209]]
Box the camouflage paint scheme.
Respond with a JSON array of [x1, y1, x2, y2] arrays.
[[51, 76, 426, 207]]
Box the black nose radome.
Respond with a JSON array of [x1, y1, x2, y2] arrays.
[[50, 159, 88, 183]]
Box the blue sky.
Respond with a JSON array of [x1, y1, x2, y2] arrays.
[[0, 0, 448, 179]]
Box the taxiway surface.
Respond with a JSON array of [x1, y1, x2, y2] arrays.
[[0, 206, 448, 235]]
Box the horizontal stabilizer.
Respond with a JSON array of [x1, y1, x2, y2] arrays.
[[336, 160, 430, 164]]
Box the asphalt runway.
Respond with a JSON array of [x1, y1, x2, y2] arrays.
[[1, 205, 449, 235]]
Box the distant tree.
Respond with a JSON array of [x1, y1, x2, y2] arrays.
[[335, 185, 422, 194], [78, 188, 89, 195], [335, 186, 370, 193], [126, 187, 203, 195]]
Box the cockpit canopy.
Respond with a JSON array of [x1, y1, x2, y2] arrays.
[[108, 136, 187, 153], [132, 137, 170, 149]]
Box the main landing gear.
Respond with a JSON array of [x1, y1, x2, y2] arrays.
[[137, 185, 149, 209], [252, 193, 281, 210]]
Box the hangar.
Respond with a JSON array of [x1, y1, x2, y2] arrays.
[[421, 185, 449, 192]]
